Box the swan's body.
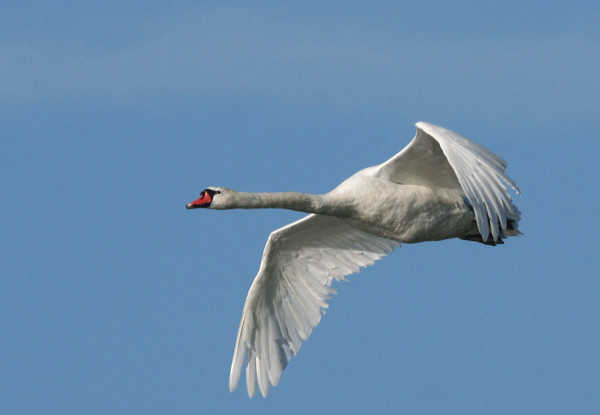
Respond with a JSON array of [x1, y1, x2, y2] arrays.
[[187, 122, 521, 397]]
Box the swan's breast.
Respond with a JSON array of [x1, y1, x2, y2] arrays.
[[331, 174, 473, 243]]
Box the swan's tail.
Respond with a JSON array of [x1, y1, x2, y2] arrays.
[[461, 206, 521, 246]]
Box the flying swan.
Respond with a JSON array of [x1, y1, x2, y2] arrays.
[[186, 121, 521, 397]]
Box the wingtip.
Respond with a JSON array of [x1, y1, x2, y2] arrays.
[[229, 374, 239, 393], [229, 314, 248, 394]]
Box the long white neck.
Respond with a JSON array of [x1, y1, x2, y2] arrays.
[[220, 190, 347, 216]]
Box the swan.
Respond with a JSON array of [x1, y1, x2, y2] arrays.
[[186, 121, 521, 397]]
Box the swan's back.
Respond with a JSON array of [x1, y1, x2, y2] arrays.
[[376, 122, 520, 243]]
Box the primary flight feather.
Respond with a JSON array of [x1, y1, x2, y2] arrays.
[[187, 122, 521, 397]]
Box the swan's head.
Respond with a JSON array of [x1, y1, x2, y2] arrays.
[[186, 187, 229, 209]]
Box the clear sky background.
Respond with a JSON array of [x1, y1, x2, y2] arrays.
[[3, 1, 599, 414]]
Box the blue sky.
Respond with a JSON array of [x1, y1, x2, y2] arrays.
[[2, 1, 599, 414]]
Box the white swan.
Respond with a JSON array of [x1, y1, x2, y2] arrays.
[[187, 121, 521, 397]]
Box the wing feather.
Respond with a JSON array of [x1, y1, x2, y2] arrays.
[[229, 214, 399, 397], [377, 121, 520, 242]]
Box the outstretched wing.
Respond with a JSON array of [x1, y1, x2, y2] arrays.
[[229, 214, 399, 397], [377, 121, 521, 242]]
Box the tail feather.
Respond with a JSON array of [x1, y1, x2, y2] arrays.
[[461, 217, 521, 246]]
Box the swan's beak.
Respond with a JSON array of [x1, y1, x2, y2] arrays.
[[186, 198, 203, 209], [186, 193, 212, 209]]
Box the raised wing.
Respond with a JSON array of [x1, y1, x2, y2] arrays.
[[229, 214, 399, 397], [377, 121, 521, 242]]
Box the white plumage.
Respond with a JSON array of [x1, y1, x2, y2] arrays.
[[187, 122, 521, 397]]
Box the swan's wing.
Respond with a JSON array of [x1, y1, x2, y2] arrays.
[[229, 214, 399, 397], [377, 121, 521, 242]]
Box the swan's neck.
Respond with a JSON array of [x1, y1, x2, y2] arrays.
[[225, 191, 337, 215]]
